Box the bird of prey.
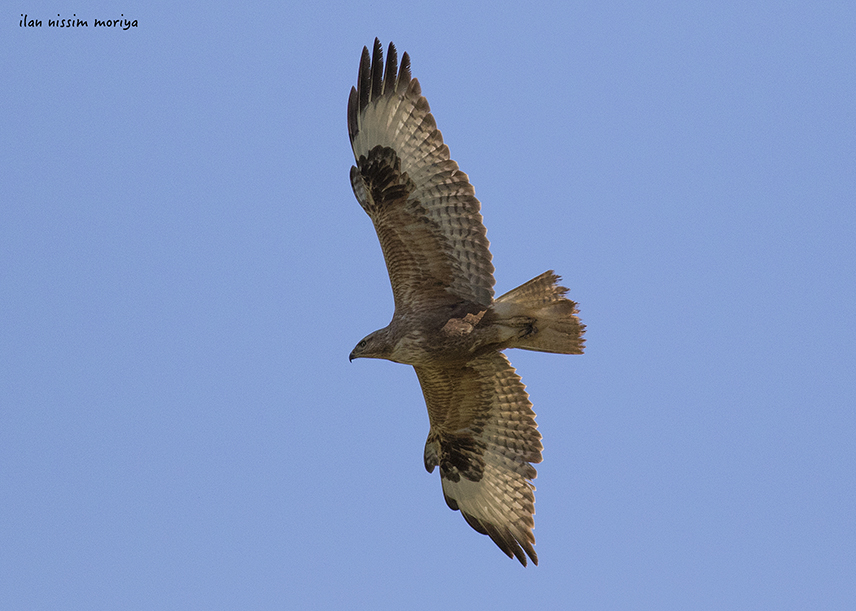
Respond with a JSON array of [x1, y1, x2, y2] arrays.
[[347, 39, 585, 566]]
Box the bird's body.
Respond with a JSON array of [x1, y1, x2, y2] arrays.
[[347, 40, 585, 566]]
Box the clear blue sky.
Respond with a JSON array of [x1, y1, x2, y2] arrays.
[[3, 1, 854, 609]]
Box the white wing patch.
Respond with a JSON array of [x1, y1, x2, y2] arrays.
[[440, 459, 538, 564]]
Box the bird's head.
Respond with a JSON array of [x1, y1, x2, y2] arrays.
[[349, 329, 391, 362]]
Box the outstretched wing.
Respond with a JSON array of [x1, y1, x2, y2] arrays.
[[348, 39, 495, 312], [415, 352, 543, 566]]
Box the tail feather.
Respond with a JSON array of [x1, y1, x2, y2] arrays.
[[493, 271, 585, 355]]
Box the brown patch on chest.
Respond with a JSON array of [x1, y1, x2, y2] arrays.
[[441, 310, 486, 337]]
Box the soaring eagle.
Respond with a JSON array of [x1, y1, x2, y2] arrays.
[[347, 39, 585, 566]]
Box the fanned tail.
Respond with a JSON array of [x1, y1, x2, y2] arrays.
[[493, 271, 585, 355]]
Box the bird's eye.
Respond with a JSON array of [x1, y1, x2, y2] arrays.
[[359, 340, 367, 347]]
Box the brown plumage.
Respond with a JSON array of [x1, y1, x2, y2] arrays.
[[347, 39, 585, 566]]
